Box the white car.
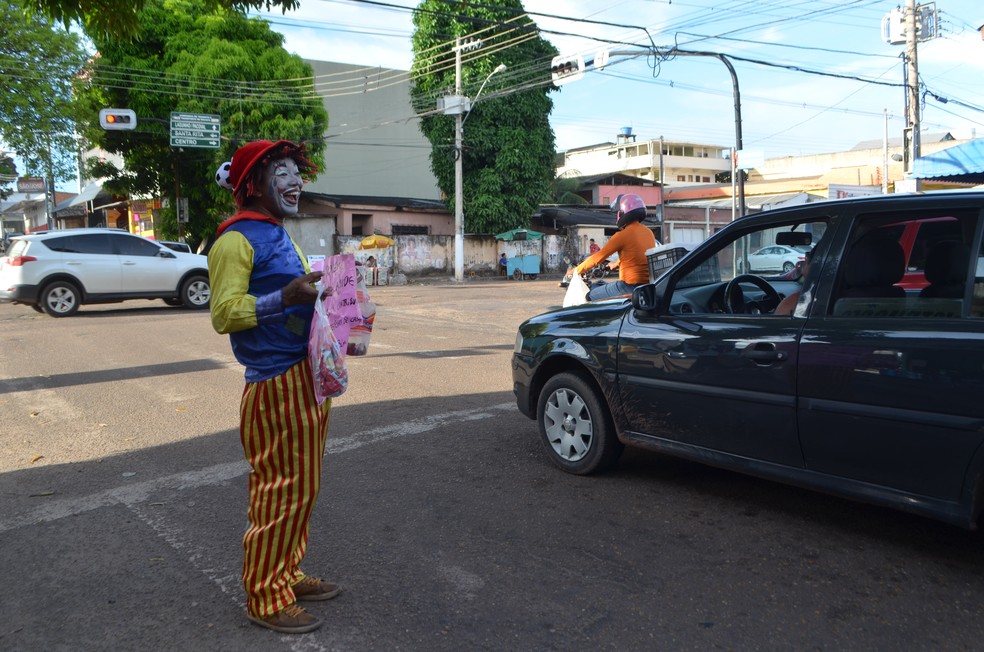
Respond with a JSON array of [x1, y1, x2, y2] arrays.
[[159, 240, 193, 254], [738, 244, 809, 274], [0, 228, 210, 317]]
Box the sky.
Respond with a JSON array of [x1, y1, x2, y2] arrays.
[[251, 0, 984, 160]]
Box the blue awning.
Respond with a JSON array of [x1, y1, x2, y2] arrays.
[[912, 139, 984, 183]]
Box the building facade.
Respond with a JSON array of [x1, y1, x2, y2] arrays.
[[557, 128, 732, 187], [304, 60, 441, 202]]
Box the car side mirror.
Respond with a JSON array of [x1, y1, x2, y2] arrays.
[[159, 250, 176, 259], [631, 284, 661, 314]]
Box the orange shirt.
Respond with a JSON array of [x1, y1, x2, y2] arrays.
[[576, 221, 656, 285]]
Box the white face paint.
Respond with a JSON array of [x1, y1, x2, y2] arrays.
[[257, 157, 303, 218]]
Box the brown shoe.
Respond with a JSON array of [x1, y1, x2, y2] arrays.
[[293, 576, 342, 602], [247, 604, 322, 634]]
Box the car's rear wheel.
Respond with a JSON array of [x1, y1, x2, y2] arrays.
[[180, 275, 210, 309], [782, 261, 795, 273], [40, 280, 81, 317], [537, 371, 623, 475]]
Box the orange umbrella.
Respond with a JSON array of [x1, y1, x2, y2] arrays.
[[358, 234, 395, 249]]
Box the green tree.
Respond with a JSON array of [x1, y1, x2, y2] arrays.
[[546, 174, 589, 205], [410, 0, 558, 235], [1, 154, 17, 201], [0, 1, 89, 195], [75, 0, 328, 245], [18, 0, 301, 39]]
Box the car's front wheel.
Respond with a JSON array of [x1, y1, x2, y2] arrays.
[[40, 280, 81, 317], [180, 275, 210, 309], [537, 371, 623, 475]]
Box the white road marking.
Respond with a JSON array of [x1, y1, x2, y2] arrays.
[[0, 402, 516, 533], [2, 402, 518, 650]]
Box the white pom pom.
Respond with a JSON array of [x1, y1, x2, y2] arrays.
[[215, 161, 233, 190]]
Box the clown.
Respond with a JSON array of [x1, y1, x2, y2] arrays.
[[208, 140, 341, 634]]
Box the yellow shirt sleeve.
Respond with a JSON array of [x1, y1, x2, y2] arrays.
[[207, 231, 259, 334]]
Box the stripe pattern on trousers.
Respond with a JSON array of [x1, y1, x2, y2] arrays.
[[239, 358, 331, 617]]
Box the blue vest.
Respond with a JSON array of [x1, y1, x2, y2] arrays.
[[223, 220, 313, 382]]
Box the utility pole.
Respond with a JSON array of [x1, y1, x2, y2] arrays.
[[45, 138, 55, 230], [904, 0, 921, 190], [551, 46, 747, 217], [443, 38, 502, 282], [453, 36, 465, 282], [658, 135, 665, 228], [883, 108, 890, 194]]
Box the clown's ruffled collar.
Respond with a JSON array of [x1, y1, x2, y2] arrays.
[[215, 210, 281, 237]]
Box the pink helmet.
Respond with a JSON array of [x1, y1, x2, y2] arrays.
[[611, 193, 647, 228]]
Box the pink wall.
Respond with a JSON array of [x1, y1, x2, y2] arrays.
[[596, 185, 663, 208]]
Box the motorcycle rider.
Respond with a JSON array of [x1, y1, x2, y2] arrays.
[[574, 193, 656, 301]]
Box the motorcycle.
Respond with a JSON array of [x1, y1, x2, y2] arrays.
[[559, 256, 612, 288]]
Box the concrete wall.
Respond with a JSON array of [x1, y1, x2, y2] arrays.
[[295, 228, 568, 278], [285, 214, 337, 262], [304, 60, 441, 201], [751, 140, 971, 187]]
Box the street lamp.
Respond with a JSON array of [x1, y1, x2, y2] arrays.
[[451, 59, 507, 282]]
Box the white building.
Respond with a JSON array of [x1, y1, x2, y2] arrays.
[[556, 128, 732, 186]]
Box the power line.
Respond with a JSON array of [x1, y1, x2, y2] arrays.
[[672, 31, 898, 59]]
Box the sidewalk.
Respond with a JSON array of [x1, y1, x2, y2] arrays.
[[400, 271, 566, 286]]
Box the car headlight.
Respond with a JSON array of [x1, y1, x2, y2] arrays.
[[514, 329, 524, 354]]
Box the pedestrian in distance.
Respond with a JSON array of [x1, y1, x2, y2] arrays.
[[588, 238, 600, 254], [208, 139, 342, 635], [575, 194, 656, 301]]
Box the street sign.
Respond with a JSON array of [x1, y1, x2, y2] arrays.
[[177, 197, 189, 223], [169, 112, 221, 149], [16, 177, 45, 193]]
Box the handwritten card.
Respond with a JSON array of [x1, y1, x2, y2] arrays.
[[311, 254, 361, 356]]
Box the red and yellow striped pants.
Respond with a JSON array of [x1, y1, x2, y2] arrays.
[[239, 358, 332, 617]]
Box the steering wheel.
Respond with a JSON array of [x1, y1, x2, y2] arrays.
[[723, 274, 781, 314]]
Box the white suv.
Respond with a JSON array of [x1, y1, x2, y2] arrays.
[[0, 228, 210, 317]]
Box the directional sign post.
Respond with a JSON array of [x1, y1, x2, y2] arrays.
[[169, 112, 221, 149]]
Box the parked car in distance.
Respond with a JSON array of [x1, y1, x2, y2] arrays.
[[0, 228, 210, 316], [513, 191, 984, 529], [159, 240, 193, 254], [738, 243, 810, 274]]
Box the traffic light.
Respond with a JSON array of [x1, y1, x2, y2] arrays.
[[551, 54, 585, 86], [99, 108, 137, 130]]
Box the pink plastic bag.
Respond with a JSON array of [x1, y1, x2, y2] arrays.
[[312, 254, 361, 354], [308, 283, 348, 404], [347, 264, 376, 356]]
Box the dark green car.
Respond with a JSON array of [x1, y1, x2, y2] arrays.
[[513, 191, 984, 529]]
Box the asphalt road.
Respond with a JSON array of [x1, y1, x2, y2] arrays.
[[2, 276, 984, 651]]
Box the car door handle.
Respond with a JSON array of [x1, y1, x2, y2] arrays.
[[740, 342, 787, 364]]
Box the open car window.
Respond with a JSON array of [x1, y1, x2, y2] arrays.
[[666, 218, 830, 314]]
